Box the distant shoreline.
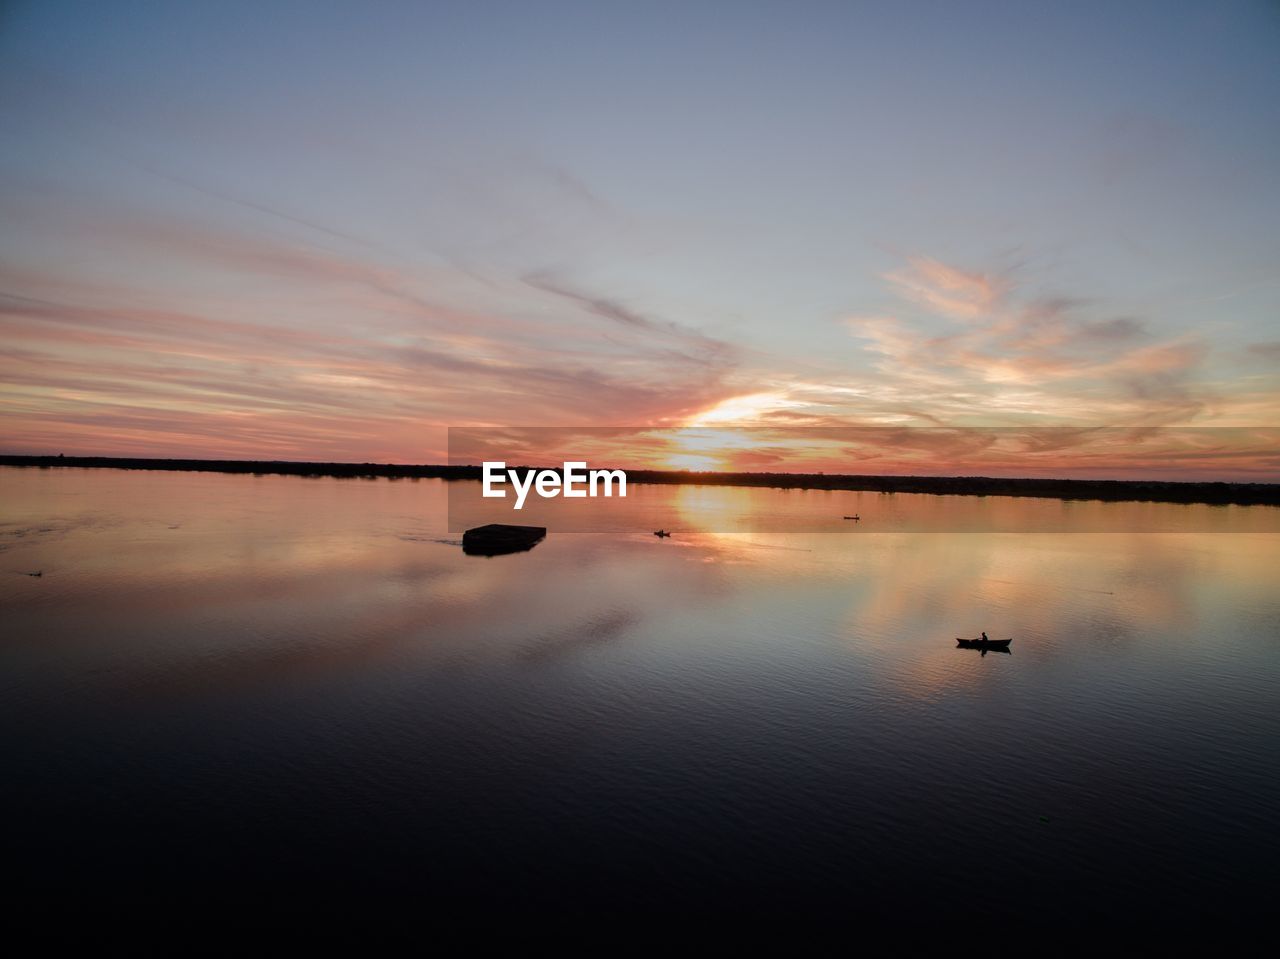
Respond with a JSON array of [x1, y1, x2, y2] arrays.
[[3, 454, 1278, 506]]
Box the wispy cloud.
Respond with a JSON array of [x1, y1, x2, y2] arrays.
[[666, 251, 1275, 466], [843, 257, 1218, 426], [522, 271, 735, 366], [0, 211, 743, 458], [3, 196, 1275, 475], [885, 257, 1008, 320]]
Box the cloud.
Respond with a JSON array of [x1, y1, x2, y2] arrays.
[[521, 271, 735, 365], [842, 256, 1215, 426], [4, 189, 1273, 471], [0, 211, 745, 459], [884, 257, 1008, 320]]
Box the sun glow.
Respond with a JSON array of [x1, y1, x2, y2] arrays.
[[660, 426, 765, 471], [686, 392, 802, 426]]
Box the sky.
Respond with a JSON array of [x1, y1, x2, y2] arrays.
[[1, 0, 1278, 476]]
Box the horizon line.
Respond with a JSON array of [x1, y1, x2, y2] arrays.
[[3, 454, 1278, 507]]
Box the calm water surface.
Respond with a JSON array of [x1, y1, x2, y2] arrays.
[[3, 467, 1278, 921]]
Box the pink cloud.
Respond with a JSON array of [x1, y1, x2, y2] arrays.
[[884, 256, 1008, 320], [842, 256, 1226, 426]]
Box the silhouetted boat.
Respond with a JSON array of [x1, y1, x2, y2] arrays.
[[462, 524, 546, 556], [956, 636, 1012, 649], [654, 529, 671, 538], [843, 515, 860, 520]]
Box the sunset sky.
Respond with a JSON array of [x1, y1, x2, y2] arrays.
[[2, 1, 1278, 476]]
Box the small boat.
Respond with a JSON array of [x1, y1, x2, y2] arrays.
[[956, 636, 1012, 649], [843, 515, 860, 521], [654, 529, 671, 538], [462, 524, 546, 556]]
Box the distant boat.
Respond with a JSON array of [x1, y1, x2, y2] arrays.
[[462, 524, 546, 556], [956, 636, 1012, 649], [843, 515, 860, 521], [654, 529, 671, 538]]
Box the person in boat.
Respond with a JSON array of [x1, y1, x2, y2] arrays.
[[981, 631, 989, 642]]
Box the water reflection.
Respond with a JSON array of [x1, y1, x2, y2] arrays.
[[1, 466, 1278, 918], [449, 474, 1280, 533]]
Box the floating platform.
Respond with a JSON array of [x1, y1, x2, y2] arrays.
[[462, 524, 546, 556]]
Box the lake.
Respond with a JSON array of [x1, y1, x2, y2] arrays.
[[2, 466, 1278, 922]]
